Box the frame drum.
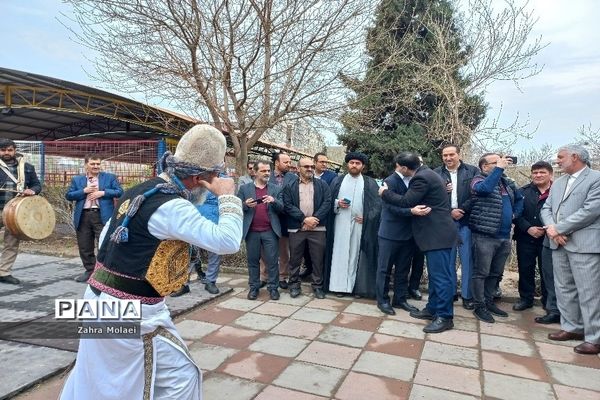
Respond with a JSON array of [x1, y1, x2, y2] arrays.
[[2, 195, 56, 240]]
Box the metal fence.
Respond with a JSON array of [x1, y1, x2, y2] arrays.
[[16, 140, 166, 187]]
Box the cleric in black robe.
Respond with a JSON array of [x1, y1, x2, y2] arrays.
[[323, 152, 381, 299]]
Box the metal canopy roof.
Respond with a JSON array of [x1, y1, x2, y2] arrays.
[[0, 67, 192, 141], [0, 67, 340, 166]]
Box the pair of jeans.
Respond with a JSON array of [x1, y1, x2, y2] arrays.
[[247, 230, 279, 290], [471, 233, 511, 306], [424, 248, 456, 318], [450, 223, 473, 299]]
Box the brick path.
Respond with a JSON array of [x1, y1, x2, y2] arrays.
[[13, 270, 600, 400]]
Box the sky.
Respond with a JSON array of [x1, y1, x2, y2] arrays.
[[1, 0, 598, 152]]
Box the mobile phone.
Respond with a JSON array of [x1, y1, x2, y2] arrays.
[[254, 197, 264, 204], [343, 198, 351, 205], [507, 156, 517, 165]]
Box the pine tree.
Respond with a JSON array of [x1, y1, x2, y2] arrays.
[[339, 0, 486, 177]]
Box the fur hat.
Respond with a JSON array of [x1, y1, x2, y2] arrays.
[[174, 124, 226, 170], [345, 151, 368, 165]]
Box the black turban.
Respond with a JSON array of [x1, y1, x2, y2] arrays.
[[345, 152, 368, 165]]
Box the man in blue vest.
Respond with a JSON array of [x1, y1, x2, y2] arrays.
[[469, 153, 523, 323]]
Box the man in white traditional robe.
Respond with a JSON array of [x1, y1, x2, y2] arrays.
[[326, 152, 381, 298], [60, 125, 243, 400]]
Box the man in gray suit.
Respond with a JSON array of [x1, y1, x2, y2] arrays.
[[238, 160, 284, 300], [541, 144, 600, 355]]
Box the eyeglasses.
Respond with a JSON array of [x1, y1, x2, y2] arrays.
[[300, 165, 315, 169]]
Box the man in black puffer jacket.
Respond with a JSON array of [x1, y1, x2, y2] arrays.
[[469, 153, 523, 323]]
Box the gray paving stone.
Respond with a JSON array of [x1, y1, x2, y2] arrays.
[[352, 350, 416, 381], [203, 373, 264, 400], [343, 302, 383, 317], [219, 297, 263, 312], [273, 361, 346, 397], [248, 334, 310, 357], [233, 313, 282, 331], [483, 371, 555, 400], [175, 320, 221, 340], [318, 325, 372, 348], [291, 308, 339, 324], [409, 384, 479, 400], [275, 292, 313, 306], [480, 334, 535, 357], [546, 361, 600, 391], [378, 320, 425, 339], [452, 316, 478, 332], [13, 254, 66, 268], [0, 340, 75, 399], [421, 341, 480, 368], [189, 343, 238, 370]]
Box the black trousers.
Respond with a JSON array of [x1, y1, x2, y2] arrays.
[[409, 249, 425, 291], [376, 237, 415, 305], [289, 231, 326, 289], [76, 210, 104, 272], [516, 239, 547, 304]]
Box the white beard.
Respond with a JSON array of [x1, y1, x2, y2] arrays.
[[190, 187, 208, 206]]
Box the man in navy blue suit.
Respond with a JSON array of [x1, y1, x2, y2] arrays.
[[376, 153, 430, 316], [379, 152, 459, 333], [66, 155, 123, 282]]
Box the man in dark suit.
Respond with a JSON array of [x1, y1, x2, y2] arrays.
[[66, 155, 123, 282], [376, 153, 430, 316], [260, 152, 298, 289], [434, 144, 479, 309], [238, 160, 284, 300], [379, 151, 458, 333], [283, 157, 332, 299], [314, 153, 337, 185]]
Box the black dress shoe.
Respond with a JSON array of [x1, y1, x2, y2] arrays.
[[462, 298, 475, 310], [535, 313, 560, 324], [393, 300, 419, 313], [473, 306, 495, 323], [247, 288, 259, 300], [335, 292, 346, 298], [410, 308, 433, 320], [0, 275, 20, 285], [290, 287, 302, 298], [74, 271, 92, 283], [205, 282, 220, 294], [512, 300, 533, 311], [453, 293, 459, 302], [279, 280, 289, 290], [486, 302, 508, 317], [408, 289, 422, 300], [313, 288, 326, 299], [260, 280, 267, 288], [170, 285, 190, 297], [269, 289, 280, 300], [423, 317, 454, 333], [377, 303, 396, 315]]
